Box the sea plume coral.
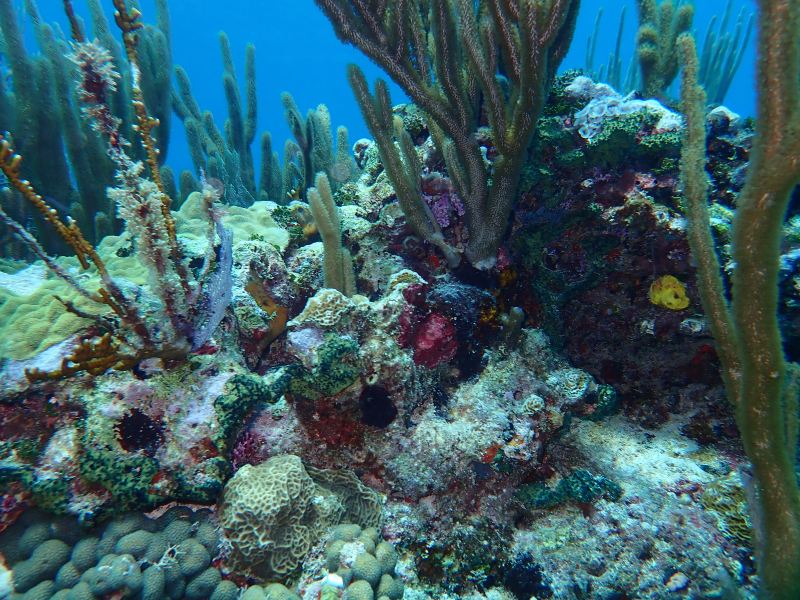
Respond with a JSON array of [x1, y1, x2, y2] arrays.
[[0, 1, 233, 381]]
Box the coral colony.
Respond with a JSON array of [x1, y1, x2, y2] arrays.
[[0, 0, 798, 599]]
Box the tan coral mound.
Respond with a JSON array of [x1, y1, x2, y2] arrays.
[[219, 455, 382, 581]]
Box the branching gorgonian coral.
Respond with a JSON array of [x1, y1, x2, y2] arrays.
[[0, 1, 232, 381]]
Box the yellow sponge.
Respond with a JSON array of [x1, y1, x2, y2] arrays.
[[648, 275, 690, 310]]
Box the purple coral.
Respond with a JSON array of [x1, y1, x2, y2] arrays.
[[421, 173, 465, 228], [424, 192, 465, 228]]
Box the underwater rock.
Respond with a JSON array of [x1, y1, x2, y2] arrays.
[[0, 359, 286, 521], [230, 237, 297, 368], [503, 72, 778, 429]]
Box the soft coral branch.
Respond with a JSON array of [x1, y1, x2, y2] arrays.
[[0, 5, 232, 382]]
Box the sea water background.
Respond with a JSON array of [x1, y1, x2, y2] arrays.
[[23, 0, 757, 181]]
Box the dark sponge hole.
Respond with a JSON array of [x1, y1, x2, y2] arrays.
[[504, 552, 553, 599], [114, 408, 165, 457], [359, 385, 397, 428]]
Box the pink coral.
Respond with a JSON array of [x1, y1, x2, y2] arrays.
[[421, 173, 465, 228], [231, 430, 270, 470], [413, 313, 458, 368]]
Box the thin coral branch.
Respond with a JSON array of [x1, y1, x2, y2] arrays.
[[0, 206, 97, 302], [112, 0, 174, 237], [61, 0, 85, 42], [0, 134, 94, 269]]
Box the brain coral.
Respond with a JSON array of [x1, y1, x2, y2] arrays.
[[219, 455, 382, 581]]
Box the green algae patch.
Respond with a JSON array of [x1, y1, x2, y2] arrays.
[[212, 370, 289, 452], [516, 469, 623, 510], [288, 334, 361, 400], [79, 419, 163, 512]]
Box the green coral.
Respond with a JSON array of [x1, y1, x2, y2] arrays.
[[638, 128, 682, 160], [516, 469, 623, 510], [541, 69, 586, 118], [582, 385, 620, 421], [653, 156, 680, 176], [269, 205, 308, 242], [575, 109, 682, 170], [289, 334, 361, 400], [6, 368, 292, 520], [0, 438, 41, 463], [212, 371, 287, 451], [585, 113, 649, 167], [0, 439, 41, 494], [27, 476, 71, 514], [79, 438, 161, 513], [396, 103, 428, 140], [334, 180, 361, 206], [174, 457, 229, 503]]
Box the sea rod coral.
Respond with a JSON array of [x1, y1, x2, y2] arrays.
[[316, 0, 580, 268], [678, 5, 800, 596], [0, 0, 231, 382]]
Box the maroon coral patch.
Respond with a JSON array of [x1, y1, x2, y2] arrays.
[[413, 313, 458, 368]]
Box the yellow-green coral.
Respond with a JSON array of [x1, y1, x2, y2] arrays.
[[701, 473, 752, 546], [175, 193, 289, 251], [0, 235, 145, 360], [0, 195, 289, 360]]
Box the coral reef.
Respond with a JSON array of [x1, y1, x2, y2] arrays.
[[0, 1, 797, 598]]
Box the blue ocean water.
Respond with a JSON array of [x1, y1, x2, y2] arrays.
[[24, 0, 757, 178]]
